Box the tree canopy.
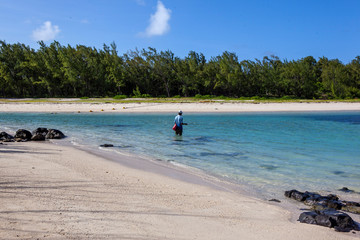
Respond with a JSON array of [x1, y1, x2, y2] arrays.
[[1, 40, 359, 99]]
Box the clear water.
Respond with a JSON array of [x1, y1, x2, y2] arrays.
[[1, 112, 359, 198]]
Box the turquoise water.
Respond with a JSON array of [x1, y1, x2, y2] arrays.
[[1, 112, 360, 198]]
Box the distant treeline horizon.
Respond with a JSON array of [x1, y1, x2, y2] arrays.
[[1, 40, 359, 99]]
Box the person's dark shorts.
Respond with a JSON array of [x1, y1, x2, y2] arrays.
[[175, 127, 183, 136]]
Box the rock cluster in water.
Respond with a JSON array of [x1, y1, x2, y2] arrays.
[[285, 189, 360, 232], [0, 128, 65, 142], [100, 144, 114, 147]]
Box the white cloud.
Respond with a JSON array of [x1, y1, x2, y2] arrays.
[[32, 21, 60, 41], [144, 1, 171, 37]]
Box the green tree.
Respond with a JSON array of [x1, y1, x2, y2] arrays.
[[38, 41, 66, 96], [101, 42, 124, 95], [280, 56, 319, 98], [239, 60, 261, 97], [320, 59, 349, 98], [0, 41, 41, 97], [213, 51, 243, 97], [346, 56, 360, 97], [174, 51, 206, 97], [144, 48, 176, 97], [123, 48, 152, 96]]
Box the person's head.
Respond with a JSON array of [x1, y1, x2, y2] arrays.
[[178, 110, 183, 115]]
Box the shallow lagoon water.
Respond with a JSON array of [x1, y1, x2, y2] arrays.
[[1, 111, 359, 199]]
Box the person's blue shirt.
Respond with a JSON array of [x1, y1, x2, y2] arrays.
[[174, 115, 183, 129]]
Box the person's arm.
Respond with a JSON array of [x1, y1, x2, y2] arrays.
[[181, 119, 188, 125]]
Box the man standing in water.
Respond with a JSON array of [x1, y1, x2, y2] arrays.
[[174, 110, 187, 136]]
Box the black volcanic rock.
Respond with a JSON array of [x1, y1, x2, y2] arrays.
[[45, 129, 65, 139], [0, 132, 14, 142], [298, 210, 358, 232], [285, 190, 344, 211], [342, 201, 360, 214], [286, 189, 360, 232], [100, 144, 114, 147], [31, 128, 49, 141], [339, 187, 355, 193], [14, 129, 32, 141]]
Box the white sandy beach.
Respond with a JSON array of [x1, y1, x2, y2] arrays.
[[0, 101, 360, 113], [0, 142, 358, 239], [1, 102, 360, 239]]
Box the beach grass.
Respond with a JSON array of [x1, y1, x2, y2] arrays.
[[1, 97, 360, 104]]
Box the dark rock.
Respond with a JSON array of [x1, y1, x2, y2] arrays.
[[284, 190, 309, 202], [303, 192, 323, 206], [324, 210, 359, 232], [341, 201, 360, 214], [285, 189, 360, 215], [14, 129, 32, 141], [343, 201, 360, 207], [314, 213, 334, 228], [284, 190, 294, 198], [326, 200, 343, 210], [293, 191, 310, 202], [0, 132, 14, 142], [298, 210, 358, 232], [286, 190, 343, 210], [312, 203, 333, 211], [31, 128, 48, 141], [31, 134, 45, 141], [268, 199, 281, 203], [298, 211, 318, 225], [100, 144, 114, 147], [339, 187, 355, 193], [287, 189, 360, 231], [312, 199, 343, 210], [45, 129, 65, 139], [32, 127, 48, 135], [326, 194, 339, 201]]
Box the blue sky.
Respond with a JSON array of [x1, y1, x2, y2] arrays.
[[0, 0, 359, 63]]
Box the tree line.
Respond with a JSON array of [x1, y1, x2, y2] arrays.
[[1, 40, 359, 99]]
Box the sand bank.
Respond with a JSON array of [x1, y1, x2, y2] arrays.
[[0, 142, 358, 239], [0, 101, 360, 113]]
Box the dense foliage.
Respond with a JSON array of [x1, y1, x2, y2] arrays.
[[1, 40, 359, 99]]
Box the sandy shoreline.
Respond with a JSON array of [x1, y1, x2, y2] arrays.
[[1, 142, 358, 239], [1, 102, 360, 239], [1, 101, 360, 113]]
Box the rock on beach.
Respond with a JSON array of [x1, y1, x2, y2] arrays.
[[0, 132, 14, 142], [14, 129, 32, 141], [0, 128, 65, 142], [285, 189, 360, 232]]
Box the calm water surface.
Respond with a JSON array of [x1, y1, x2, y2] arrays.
[[1, 111, 359, 198]]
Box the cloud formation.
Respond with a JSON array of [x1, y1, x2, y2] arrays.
[[32, 21, 60, 41], [145, 1, 171, 37]]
